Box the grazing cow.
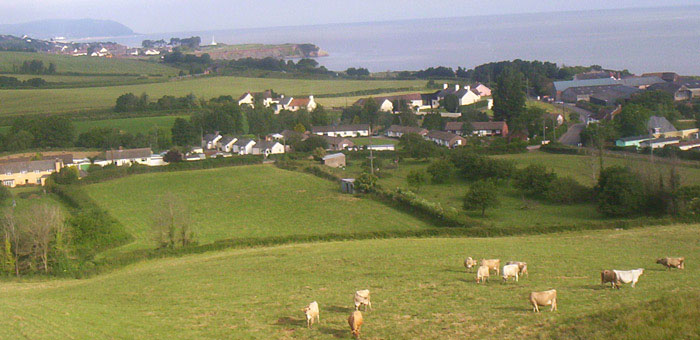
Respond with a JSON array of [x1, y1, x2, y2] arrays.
[[348, 310, 363, 339], [354, 290, 372, 311], [464, 256, 477, 272], [506, 261, 528, 276], [656, 257, 685, 269], [481, 259, 501, 275], [302, 301, 320, 328], [613, 269, 644, 287], [529, 289, 557, 312], [601, 270, 620, 289], [476, 265, 490, 284], [502, 264, 520, 282]]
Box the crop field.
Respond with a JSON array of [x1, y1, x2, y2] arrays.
[[84, 165, 432, 251], [0, 224, 696, 339], [0, 51, 178, 76], [0, 77, 427, 116]]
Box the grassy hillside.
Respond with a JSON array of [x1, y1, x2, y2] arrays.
[[0, 225, 696, 339], [74, 115, 185, 135], [0, 51, 178, 76], [0, 76, 426, 116], [85, 165, 432, 251]]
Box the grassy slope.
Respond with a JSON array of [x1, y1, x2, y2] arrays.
[[84, 165, 432, 251], [0, 225, 697, 339], [0, 77, 426, 116], [74, 115, 185, 135], [0, 51, 178, 75]]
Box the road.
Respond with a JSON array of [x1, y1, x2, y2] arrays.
[[558, 104, 593, 146]]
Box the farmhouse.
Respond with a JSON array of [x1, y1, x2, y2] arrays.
[[322, 153, 346, 168], [96, 148, 154, 166], [425, 130, 466, 148], [649, 80, 700, 101], [312, 124, 370, 138], [472, 121, 509, 136], [284, 96, 317, 112], [218, 136, 238, 152], [434, 84, 482, 106], [385, 125, 428, 138], [233, 139, 256, 155], [0, 158, 64, 187], [252, 141, 285, 156], [321, 136, 355, 151]]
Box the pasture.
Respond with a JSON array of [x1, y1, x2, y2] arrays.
[[84, 165, 432, 251], [0, 51, 178, 76], [74, 115, 185, 135], [0, 77, 427, 116], [0, 224, 696, 339]]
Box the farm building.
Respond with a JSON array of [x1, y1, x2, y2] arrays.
[[322, 153, 346, 168], [321, 136, 355, 151]]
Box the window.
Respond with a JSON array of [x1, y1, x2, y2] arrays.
[[34, 170, 40, 173], [20, 170, 27, 174], [5, 172, 11, 175], [2, 180, 13, 187]]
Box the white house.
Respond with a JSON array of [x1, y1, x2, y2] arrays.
[[238, 92, 255, 107], [233, 139, 256, 155], [425, 131, 466, 148], [202, 133, 222, 150], [252, 141, 285, 156], [385, 125, 428, 138], [218, 136, 238, 152], [435, 84, 482, 107], [639, 137, 681, 149], [144, 49, 161, 55], [312, 124, 371, 138], [97, 148, 154, 167], [284, 96, 317, 112]]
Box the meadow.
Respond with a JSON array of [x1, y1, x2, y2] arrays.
[[73, 115, 185, 135], [84, 165, 432, 251], [0, 77, 427, 116], [0, 224, 696, 339], [0, 51, 178, 76]]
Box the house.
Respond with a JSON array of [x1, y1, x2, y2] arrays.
[[322, 153, 346, 168], [321, 136, 355, 151], [202, 133, 222, 150], [546, 114, 565, 127], [470, 121, 509, 137], [285, 96, 317, 112], [144, 49, 160, 55], [365, 144, 395, 151], [434, 84, 481, 107], [647, 116, 677, 135], [354, 97, 394, 112], [100, 148, 154, 166], [615, 135, 652, 148], [648, 80, 700, 101], [639, 137, 681, 149], [0, 158, 63, 187], [677, 140, 700, 151], [233, 139, 256, 155], [385, 125, 428, 138], [472, 83, 492, 97], [354, 94, 428, 112], [252, 140, 285, 156], [277, 129, 309, 142], [312, 124, 370, 138], [425, 130, 466, 148], [218, 136, 238, 152], [588, 105, 622, 124], [238, 92, 255, 107]]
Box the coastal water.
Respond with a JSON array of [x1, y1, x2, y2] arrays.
[[102, 6, 700, 75]]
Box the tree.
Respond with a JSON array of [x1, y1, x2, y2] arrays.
[[406, 170, 427, 191], [311, 105, 330, 126], [463, 180, 500, 217], [355, 173, 378, 193], [513, 164, 557, 199], [171, 118, 199, 146], [617, 104, 652, 137], [115, 93, 140, 112], [26, 204, 64, 273], [441, 94, 460, 113], [492, 66, 526, 125], [427, 158, 455, 184], [312, 147, 326, 161], [1, 210, 20, 276], [422, 112, 444, 131], [163, 149, 184, 163], [397, 102, 418, 127], [595, 166, 644, 217], [294, 135, 328, 152], [0, 186, 10, 204], [398, 133, 437, 159], [4, 130, 34, 151], [294, 123, 306, 133], [151, 197, 194, 248]]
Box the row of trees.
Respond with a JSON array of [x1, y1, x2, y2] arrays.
[[0, 76, 46, 88], [3, 117, 75, 151], [19, 60, 56, 75]]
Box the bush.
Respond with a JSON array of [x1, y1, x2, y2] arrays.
[[450, 150, 515, 181], [675, 185, 700, 219], [545, 177, 592, 204], [595, 166, 645, 217], [514, 164, 557, 198], [356, 172, 378, 193], [406, 170, 427, 191], [0, 185, 11, 203], [427, 158, 455, 184]]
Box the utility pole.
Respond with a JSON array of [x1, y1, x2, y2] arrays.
[[369, 147, 375, 176]]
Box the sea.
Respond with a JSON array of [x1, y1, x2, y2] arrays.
[[90, 6, 700, 75]]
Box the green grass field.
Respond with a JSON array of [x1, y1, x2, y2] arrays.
[[74, 116, 185, 135], [84, 165, 432, 251], [0, 224, 696, 339], [350, 137, 398, 146], [0, 51, 178, 76], [0, 77, 426, 116]]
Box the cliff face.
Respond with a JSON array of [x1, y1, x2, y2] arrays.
[[196, 43, 327, 60]]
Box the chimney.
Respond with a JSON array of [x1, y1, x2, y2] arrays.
[[443, 83, 449, 90], [309, 95, 314, 100], [281, 94, 284, 98], [465, 85, 471, 91], [54, 159, 62, 172], [455, 84, 460, 91]]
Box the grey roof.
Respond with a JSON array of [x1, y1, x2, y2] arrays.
[[471, 121, 508, 131], [105, 148, 152, 161], [647, 116, 677, 134], [321, 135, 354, 145], [0, 159, 59, 174], [640, 137, 681, 145], [386, 125, 428, 135], [554, 78, 619, 92], [618, 135, 652, 143], [322, 153, 345, 160], [589, 85, 640, 103], [233, 138, 255, 147], [203, 133, 221, 143], [619, 76, 664, 87], [426, 130, 464, 141], [254, 140, 280, 150], [312, 124, 370, 133], [219, 136, 237, 146]]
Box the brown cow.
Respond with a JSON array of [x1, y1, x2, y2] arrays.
[[529, 289, 557, 312], [656, 257, 685, 269], [601, 270, 620, 289], [481, 259, 501, 275], [348, 310, 363, 339]]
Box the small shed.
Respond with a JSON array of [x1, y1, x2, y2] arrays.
[[341, 178, 355, 194], [322, 153, 346, 168]]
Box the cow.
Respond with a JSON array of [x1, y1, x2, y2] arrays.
[[476, 265, 490, 284], [354, 290, 372, 311], [502, 264, 520, 282], [348, 310, 363, 339], [481, 259, 501, 275], [506, 261, 528, 276], [613, 269, 644, 287], [601, 270, 620, 289], [529, 289, 557, 312], [464, 256, 477, 272], [302, 301, 320, 328], [656, 257, 685, 269]]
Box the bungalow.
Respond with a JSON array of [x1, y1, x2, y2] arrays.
[[312, 124, 370, 138], [471, 121, 509, 137], [233, 139, 256, 155], [252, 140, 285, 156], [639, 137, 681, 149], [284, 96, 317, 112], [385, 125, 428, 138], [435, 84, 481, 107], [354, 94, 427, 112], [678, 139, 700, 151], [425, 130, 466, 148], [0, 158, 63, 187], [472, 83, 492, 97], [203, 133, 222, 150], [100, 148, 154, 166], [218, 136, 238, 152], [615, 135, 652, 148], [321, 136, 355, 151], [238, 92, 255, 107], [365, 144, 395, 151], [322, 153, 346, 168]]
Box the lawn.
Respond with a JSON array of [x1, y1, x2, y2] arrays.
[[0, 224, 696, 339], [350, 137, 398, 146], [0, 51, 178, 76], [84, 165, 432, 251], [0, 77, 426, 116], [74, 115, 185, 135]]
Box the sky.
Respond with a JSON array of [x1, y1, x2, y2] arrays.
[[0, 0, 698, 33]]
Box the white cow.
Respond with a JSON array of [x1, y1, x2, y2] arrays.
[[613, 269, 644, 287], [354, 290, 372, 311], [302, 301, 320, 328], [502, 264, 520, 282]]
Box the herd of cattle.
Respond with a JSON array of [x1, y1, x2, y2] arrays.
[[300, 256, 686, 338]]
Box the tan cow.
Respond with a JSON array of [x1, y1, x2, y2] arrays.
[[481, 259, 501, 275], [502, 264, 520, 282], [348, 310, 364, 339], [302, 301, 320, 328], [506, 261, 528, 276], [476, 265, 490, 284], [354, 290, 372, 311], [656, 257, 685, 269], [464, 256, 477, 272], [601, 270, 620, 289], [529, 289, 557, 312]]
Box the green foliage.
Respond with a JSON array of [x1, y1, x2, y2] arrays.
[[0, 185, 10, 203], [514, 164, 557, 198], [675, 185, 700, 219], [399, 132, 438, 159], [617, 104, 652, 137], [312, 147, 326, 161], [163, 149, 183, 163], [171, 118, 199, 146], [426, 158, 455, 184], [441, 94, 459, 113], [595, 166, 645, 217], [294, 135, 328, 152], [406, 169, 427, 191], [463, 180, 500, 216], [492, 66, 526, 126], [356, 172, 378, 193], [545, 176, 593, 204], [50, 166, 79, 185], [450, 149, 515, 181], [8, 116, 75, 148], [421, 112, 444, 130]]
